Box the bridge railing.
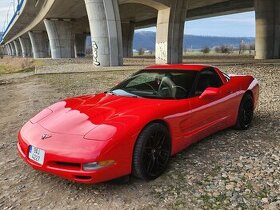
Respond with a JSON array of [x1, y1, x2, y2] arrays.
[[0, 0, 25, 44]]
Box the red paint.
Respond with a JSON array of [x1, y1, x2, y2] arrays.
[[18, 65, 259, 183]]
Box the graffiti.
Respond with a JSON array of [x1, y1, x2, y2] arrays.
[[156, 42, 167, 63], [92, 41, 100, 66]]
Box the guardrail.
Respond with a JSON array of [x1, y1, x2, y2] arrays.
[[0, 0, 25, 44]]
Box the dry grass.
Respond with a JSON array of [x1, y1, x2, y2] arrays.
[[0, 56, 37, 74]]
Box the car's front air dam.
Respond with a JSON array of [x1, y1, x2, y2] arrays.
[[17, 123, 133, 183]]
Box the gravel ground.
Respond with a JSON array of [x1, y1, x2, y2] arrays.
[[0, 61, 279, 210]]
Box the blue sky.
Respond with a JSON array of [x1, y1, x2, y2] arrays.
[[137, 12, 256, 38], [0, 0, 255, 38]]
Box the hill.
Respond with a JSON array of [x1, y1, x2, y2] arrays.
[[133, 31, 255, 50]]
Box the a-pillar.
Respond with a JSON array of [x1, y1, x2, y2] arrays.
[[19, 36, 32, 57], [13, 39, 22, 57], [84, 0, 123, 66], [122, 21, 135, 58], [255, 0, 280, 59], [156, 0, 188, 64], [28, 31, 49, 58], [44, 19, 75, 59], [74, 33, 87, 57]]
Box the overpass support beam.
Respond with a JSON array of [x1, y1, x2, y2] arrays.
[[44, 19, 75, 59], [122, 21, 135, 58], [5, 45, 11, 55], [156, 0, 188, 64], [19, 36, 32, 57], [8, 44, 13, 56], [255, 0, 280, 59], [29, 31, 49, 58], [9, 43, 16, 56], [74, 33, 87, 58], [85, 0, 123, 66], [7, 45, 12, 55], [14, 39, 22, 57]]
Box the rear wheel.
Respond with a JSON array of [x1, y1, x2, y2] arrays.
[[133, 123, 171, 180], [234, 94, 254, 130]]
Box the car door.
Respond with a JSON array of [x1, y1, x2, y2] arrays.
[[187, 68, 230, 142]]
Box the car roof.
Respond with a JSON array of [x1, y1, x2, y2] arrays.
[[145, 64, 215, 72]]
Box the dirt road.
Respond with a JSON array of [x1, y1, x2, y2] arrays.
[[0, 63, 279, 209]]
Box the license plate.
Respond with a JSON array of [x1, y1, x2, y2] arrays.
[[28, 146, 45, 165]]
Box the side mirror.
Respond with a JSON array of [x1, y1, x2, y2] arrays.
[[199, 87, 219, 100]]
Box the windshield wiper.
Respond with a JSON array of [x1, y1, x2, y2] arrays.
[[104, 90, 117, 95]]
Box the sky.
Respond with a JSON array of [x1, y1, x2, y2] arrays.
[[0, 0, 255, 37], [0, 0, 17, 32], [137, 12, 256, 38]]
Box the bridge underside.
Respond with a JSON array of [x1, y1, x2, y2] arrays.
[[1, 0, 279, 66]]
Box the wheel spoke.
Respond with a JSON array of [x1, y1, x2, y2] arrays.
[[145, 156, 155, 174]]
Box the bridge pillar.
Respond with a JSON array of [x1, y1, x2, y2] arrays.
[[9, 43, 16, 56], [44, 19, 75, 59], [19, 36, 32, 57], [85, 0, 123, 66], [14, 39, 22, 57], [74, 33, 87, 58], [29, 31, 49, 58], [255, 0, 280, 59], [5, 45, 11, 55], [122, 21, 135, 58], [156, 0, 188, 64]]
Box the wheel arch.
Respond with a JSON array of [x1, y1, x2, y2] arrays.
[[131, 119, 172, 165]]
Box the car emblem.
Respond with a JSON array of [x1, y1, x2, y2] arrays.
[[41, 134, 52, 140]]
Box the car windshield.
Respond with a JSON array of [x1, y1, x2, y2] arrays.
[[110, 69, 197, 99]]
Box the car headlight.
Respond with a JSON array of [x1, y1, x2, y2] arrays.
[[84, 124, 117, 141], [30, 108, 53, 124], [82, 160, 115, 171]]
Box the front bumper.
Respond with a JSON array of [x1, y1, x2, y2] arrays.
[[17, 123, 132, 183]]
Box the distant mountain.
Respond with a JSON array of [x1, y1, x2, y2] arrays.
[[133, 31, 255, 50]]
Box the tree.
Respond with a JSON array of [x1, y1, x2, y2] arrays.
[[221, 45, 233, 54], [239, 40, 246, 54], [201, 46, 210, 54], [138, 48, 145, 56], [249, 43, 255, 55]]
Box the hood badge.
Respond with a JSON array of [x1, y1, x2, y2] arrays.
[[41, 134, 52, 140]]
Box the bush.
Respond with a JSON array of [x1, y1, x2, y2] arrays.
[[201, 46, 210, 54], [138, 48, 145, 56]]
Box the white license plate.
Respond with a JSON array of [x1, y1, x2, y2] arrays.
[[28, 146, 45, 165]]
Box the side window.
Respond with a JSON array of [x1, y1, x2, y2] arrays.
[[194, 69, 223, 96]]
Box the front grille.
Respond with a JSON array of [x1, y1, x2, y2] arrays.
[[49, 161, 81, 170]]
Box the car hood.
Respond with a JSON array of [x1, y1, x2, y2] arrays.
[[36, 93, 161, 136]]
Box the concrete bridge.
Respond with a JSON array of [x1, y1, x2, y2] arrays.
[[1, 0, 279, 66]]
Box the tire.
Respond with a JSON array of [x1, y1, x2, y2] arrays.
[[133, 123, 171, 181], [234, 93, 254, 130]]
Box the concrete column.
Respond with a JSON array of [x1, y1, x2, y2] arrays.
[[85, 0, 123, 66], [156, 0, 188, 64], [122, 21, 135, 58], [255, 0, 280, 59], [9, 43, 16, 56], [4, 45, 10, 55], [28, 31, 49, 58], [13, 39, 22, 57], [44, 19, 75, 59], [74, 33, 87, 57], [19, 36, 32, 57], [6, 45, 11, 55]]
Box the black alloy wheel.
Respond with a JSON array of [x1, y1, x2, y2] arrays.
[[133, 123, 171, 180]]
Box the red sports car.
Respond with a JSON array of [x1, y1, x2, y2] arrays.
[[17, 64, 259, 183]]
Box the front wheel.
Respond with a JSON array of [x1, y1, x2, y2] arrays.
[[133, 123, 171, 180], [234, 94, 254, 130]]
